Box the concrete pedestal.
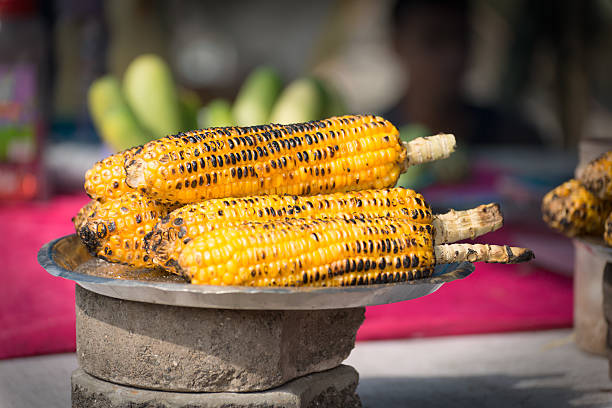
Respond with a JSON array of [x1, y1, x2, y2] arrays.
[[71, 365, 361, 408], [75, 286, 365, 392]]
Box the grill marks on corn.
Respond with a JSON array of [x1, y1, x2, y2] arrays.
[[177, 216, 434, 287], [77, 192, 175, 268], [129, 115, 404, 204], [145, 188, 432, 274]]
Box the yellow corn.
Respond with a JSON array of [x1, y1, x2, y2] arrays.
[[72, 200, 101, 231], [124, 115, 453, 204], [541, 179, 611, 237], [145, 188, 431, 272], [577, 151, 612, 200], [177, 217, 435, 286], [78, 192, 176, 267], [84, 146, 139, 202]]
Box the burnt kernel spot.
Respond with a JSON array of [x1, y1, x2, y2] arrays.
[[120, 206, 129, 214], [302, 273, 308, 284], [190, 179, 197, 188], [199, 175, 204, 186], [185, 179, 190, 188], [173, 217, 183, 226], [135, 214, 142, 224], [186, 162, 192, 173], [211, 156, 217, 167], [395, 257, 402, 268], [112, 181, 119, 189], [411, 254, 419, 267], [108, 221, 116, 232], [403, 255, 410, 268], [178, 226, 187, 239], [206, 174, 211, 185], [379, 258, 386, 270], [96, 223, 107, 238]]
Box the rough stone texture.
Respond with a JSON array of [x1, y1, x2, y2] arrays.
[[75, 286, 364, 392], [71, 365, 361, 408]]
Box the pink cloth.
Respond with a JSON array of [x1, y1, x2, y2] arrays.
[[357, 262, 573, 341], [0, 195, 88, 359], [0, 195, 573, 359]]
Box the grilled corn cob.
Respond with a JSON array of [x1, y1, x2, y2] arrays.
[[178, 217, 435, 286], [124, 115, 455, 204], [146, 188, 502, 273], [84, 147, 139, 202], [577, 151, 612, 200], [146, 188, 432, 272], [72, 200, 102, 231], [78, 192, 176, 267], [541, 179, 611, 237], [176, 216, 531, 286]]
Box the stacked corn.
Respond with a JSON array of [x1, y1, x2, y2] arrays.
[[77, 114, 532, 286], [542, 152, 612, 246]]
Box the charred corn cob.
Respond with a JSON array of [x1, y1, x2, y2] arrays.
[[176, 216, 531, 287], [78, 192, 176, 268], [146, 188, 503, 274], [84, 146, 139, 202], [124, 115, 455, 204], [577, 151, 612, 200], [146, 188, 433, 272], [541, 179, 611, 237], [72, 200, 102, 231], [178, 217, 435, 286]]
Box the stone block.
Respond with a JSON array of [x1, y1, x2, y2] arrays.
[[75, 286, 364, 392], [71, 365, 361, 408]]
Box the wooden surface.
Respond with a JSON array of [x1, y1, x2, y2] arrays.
[[1, 329, 611, 408]]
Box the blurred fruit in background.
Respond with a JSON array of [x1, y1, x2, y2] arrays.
[[122, 54, 182, 138], [198, 99, 233, 128], [87, 54, 201, 152], [198, 66, 347, 129], [232, 66, 282, 127]]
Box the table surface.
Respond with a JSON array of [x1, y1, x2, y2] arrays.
[[1, 329, 610, 408]]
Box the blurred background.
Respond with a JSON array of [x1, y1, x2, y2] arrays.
[[5, 0, 612, 201], [3, 0, 612, 359]]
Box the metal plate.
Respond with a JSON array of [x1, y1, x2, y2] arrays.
[[38, 234, 475, 310]]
